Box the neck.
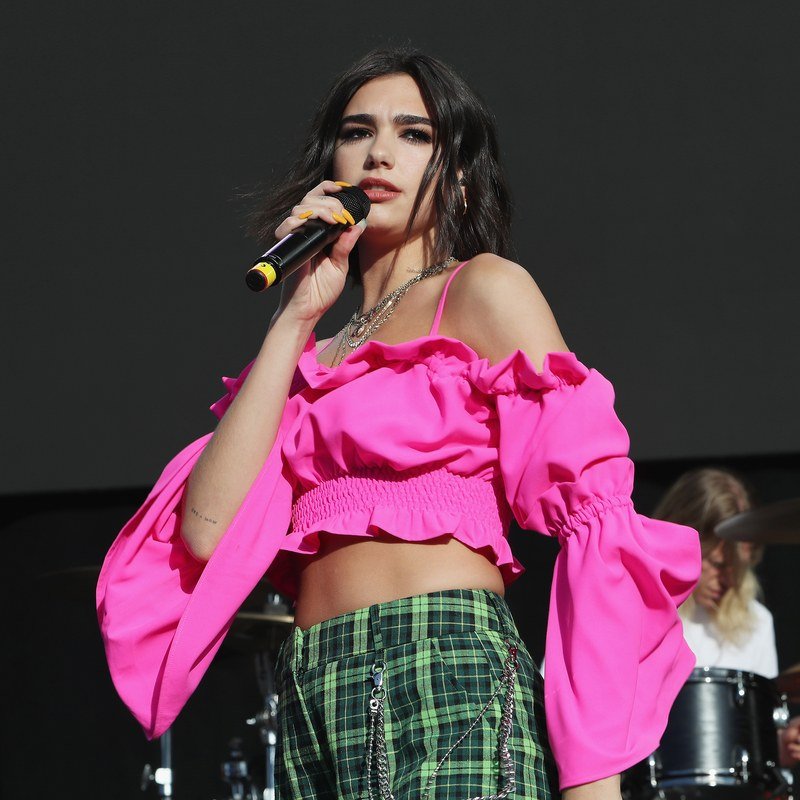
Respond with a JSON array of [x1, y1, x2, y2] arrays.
[[356, 230, 440, 311]]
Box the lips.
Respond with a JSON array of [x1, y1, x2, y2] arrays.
[[358, 178, 401, 202], [358, 177, 401, 192]]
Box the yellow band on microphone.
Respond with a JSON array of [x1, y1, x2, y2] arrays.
[[252, 262, 278, 288]]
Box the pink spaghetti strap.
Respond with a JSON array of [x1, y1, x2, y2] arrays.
[[428, 260, 470, 336]]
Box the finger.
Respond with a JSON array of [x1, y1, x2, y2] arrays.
[[319, 179, 357, 194], [328, 219, 367, 266], [306, 179, 346, 202], [318, 179, 344, 193], [294, 196, 351, 224], [284, 189, 361, 236], [275, 213, 318, 238], [288, 204, 341, 228], [284, 202, 318, 219]]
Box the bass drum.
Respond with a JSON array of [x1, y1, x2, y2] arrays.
[[624, 667, 790, 800]]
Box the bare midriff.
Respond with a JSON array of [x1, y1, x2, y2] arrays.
[[291, 532, 506, 631]]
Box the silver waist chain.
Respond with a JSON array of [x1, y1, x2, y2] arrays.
[[365, 638, 520, 800]]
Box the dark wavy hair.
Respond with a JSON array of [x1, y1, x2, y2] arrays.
[[243, 46, 514, 285]]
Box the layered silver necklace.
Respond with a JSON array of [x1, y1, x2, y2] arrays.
[[330, 255, 457, 366]]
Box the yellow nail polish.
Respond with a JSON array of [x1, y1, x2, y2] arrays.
[[332, 213, 347, 224], [298, 210, 313, 219], [334, 181, 353, 187], [341, 209, 356, 225]]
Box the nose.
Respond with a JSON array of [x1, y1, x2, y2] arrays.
[[364, 130, 395, 170]]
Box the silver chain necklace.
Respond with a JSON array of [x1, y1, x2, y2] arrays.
[[331, 256, 457, 366]]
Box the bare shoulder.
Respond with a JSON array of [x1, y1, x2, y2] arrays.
[[446, 253, 568, 368]]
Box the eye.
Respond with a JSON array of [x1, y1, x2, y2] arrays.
[[403, 128, 432, 143], [338, 127, 433, 144], [339, 127, 371, 142]]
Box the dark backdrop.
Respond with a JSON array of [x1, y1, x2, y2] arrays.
[[3, 1, 800, 495], [2, 1, 799, 798]]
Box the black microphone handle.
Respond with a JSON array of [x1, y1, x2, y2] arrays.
[[246, 218, 346, 292]]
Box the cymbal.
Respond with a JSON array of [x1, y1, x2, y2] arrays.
[[235, 611, 295, 626], [225, 609, 295, 655], [714, 498, 800, 544], [776, 663, 800, 703]]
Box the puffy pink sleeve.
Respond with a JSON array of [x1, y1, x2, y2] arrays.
[[96, 359, 305, 739], [470, 352, 700, 789]]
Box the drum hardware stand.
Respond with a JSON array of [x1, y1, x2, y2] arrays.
[[736, 673, 747, 705], [247, 649, 280, 800], [220, 738, 260, 800], [773, 693, 790, 728], [733, 746, 750, 783], [218, 590, 287, 800], [645, 753, 664, 794], [769, 692, 793, 800], [765, 762, 793, 800], [215, 589, 290, 800], [141, 727, 174, 798]]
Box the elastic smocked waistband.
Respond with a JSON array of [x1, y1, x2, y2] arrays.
[[278, 588, 519, 674]]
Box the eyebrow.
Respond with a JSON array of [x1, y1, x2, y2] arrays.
[[339, 113, 433, 127]]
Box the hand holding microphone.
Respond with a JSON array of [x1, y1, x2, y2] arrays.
[[246, 181, 370, 322]]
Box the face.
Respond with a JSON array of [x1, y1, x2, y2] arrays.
[[331, 73, 455, 244], [737, 540, 757, 565], [695, 541, 734, 612]]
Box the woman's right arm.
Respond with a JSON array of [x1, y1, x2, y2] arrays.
[[179, 179, 365, 560], [179, 310, 315, 560]]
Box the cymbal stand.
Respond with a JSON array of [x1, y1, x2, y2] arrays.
[[141, 727, 173, 797], [220, 738, 260, 800], [248, 650, 280, 800]]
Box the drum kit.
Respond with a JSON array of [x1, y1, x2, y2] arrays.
[[142, 586, 296, 800], [625, 497, 800, 800], [45, 565, 295, 800], [49, 497, 800, 798]]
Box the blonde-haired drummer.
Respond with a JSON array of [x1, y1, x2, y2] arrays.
[[655, 467, 799, 768]]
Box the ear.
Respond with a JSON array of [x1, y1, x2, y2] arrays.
[[456, 169, 467, 200]]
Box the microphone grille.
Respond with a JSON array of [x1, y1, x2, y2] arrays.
[[337, 186, 371, 223]]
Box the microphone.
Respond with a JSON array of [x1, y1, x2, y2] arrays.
[[246, 186, 371, 292]]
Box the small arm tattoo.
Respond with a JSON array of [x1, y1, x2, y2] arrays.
[[190, 506, 218, 525]]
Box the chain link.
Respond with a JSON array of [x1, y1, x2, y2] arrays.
[[365, 639, 519, 800], [331, 256, 457, 366]]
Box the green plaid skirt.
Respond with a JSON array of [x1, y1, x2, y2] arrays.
[[274, 588, 558, 799]]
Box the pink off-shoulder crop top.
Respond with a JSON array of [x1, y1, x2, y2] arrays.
[[96, 259, 700, 789]]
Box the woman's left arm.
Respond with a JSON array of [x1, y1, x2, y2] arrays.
[[453, 254, 701, 791], [563, 775, 621, 800]]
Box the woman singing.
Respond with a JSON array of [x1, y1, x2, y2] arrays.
[[97, 47, 701, 799]]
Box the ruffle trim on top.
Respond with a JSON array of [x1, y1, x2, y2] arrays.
[[275, 463, 525, 598], [297, 330, 590, 394], [464, 348, 589, 396]]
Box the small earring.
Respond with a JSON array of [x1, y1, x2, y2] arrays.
[[462, 194, 468, 216]]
